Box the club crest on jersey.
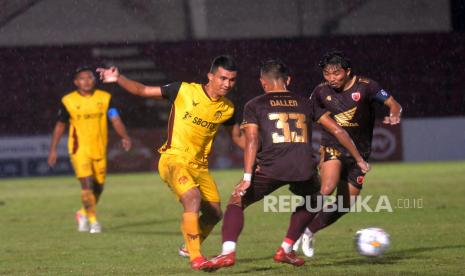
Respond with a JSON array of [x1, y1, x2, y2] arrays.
[[351, 92, 361, 102], [214, 111, 222, 120], [357, 176, 365, 184], [178, 176, 189, 185], [326, 95, 332, 101]]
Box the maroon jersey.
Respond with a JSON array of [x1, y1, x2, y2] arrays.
[[311, 76, 391, 159], [242, 91, 326, 181]]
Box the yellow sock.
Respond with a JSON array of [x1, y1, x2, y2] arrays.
[[181, 212, 201, 261], [199, 219, 215, 244], [88, 215, 97, 224], [81, 189, 97, 224], [79, 207, 87, 216]]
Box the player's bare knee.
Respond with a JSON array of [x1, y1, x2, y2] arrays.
[[79, 177, 93, 190], [228, 195, 243, 207], [320, 184, 336, 195], [180, 188, 202, 212]]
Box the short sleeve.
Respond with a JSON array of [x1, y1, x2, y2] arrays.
[[107, 97, 120, 119], [308, 86, 319, 101], [367, 80, 391, 104], [308, 87, 328, 122], [161, 82, 182, 103], [241, 100, 259, 127], [309, 97, 328, 122], [108, 96, 117, 109], [57, 102, 70, 122], [223, 109, 237, 126]]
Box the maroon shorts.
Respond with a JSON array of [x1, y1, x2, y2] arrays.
[[242, 171, 320, 207], [320, 146, 365, 190]]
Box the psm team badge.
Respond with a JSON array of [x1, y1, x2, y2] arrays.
[[351, 92, 361, 102]]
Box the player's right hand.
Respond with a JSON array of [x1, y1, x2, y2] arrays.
[[48, 150, 57, 167], [232, 180, 251, 197], [357, 160, 371, 174], [96, 66, 119, 83]]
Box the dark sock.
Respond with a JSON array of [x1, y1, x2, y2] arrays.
[[285, 205, 317, 242], [92, 182, 104, 202], [308, 206, 347, 234], [222, 204, 244, 243], [199, 216, 216, 243]]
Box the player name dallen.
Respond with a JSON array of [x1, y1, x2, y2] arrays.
[[269, 99, 298, 107]]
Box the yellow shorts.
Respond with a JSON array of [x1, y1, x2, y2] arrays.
[[70, 154, 106, 184], [158, 154, 220, 202]]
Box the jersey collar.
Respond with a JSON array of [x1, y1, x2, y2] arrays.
[[201, 84, 221, 102]]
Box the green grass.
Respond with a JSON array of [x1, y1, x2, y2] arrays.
[[1, 161, 464, 275]]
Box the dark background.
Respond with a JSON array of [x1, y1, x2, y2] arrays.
[[1, 33, 464, 136]]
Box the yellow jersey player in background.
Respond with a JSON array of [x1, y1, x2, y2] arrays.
[[97, 55, 244, 270], [48, 67, 132, 234]]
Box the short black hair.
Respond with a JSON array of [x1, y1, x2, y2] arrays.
[[318, 50, 351, 70], [74, 66, 94, 79], [260, 59, 289, 80], [210, 55, 237, 73]]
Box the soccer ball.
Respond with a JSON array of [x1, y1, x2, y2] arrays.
[[354, 227, 390, 257]]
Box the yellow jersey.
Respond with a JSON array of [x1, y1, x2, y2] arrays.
[[159, 82, 235, 165], [58, 89, 116, 159]]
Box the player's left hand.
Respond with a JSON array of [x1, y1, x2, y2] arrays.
[[121, 138, 132, 151], [383, 113, 401, 125], [233, 180, 251, 197]]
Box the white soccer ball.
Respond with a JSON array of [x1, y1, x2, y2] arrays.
[[354, 227, 390, 257]]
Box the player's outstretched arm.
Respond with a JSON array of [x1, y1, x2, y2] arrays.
[[48, 121, 66, 167], [383, 96, 402, 125], [233, 124, 258, 197], [319, 114, 370, 173], [110, 116, 132, 151], [96, 67, 163, 99], [225, 124, 245, 150]]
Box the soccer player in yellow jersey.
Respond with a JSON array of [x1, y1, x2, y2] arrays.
[[48, 67, 132, 234], [97, 55, 244, 270]]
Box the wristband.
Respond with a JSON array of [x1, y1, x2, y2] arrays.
[[243, 173, 252, 182]]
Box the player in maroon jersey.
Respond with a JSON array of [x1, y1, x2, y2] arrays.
[[293, 50, 402, 257], [204, 59, 370, 271]]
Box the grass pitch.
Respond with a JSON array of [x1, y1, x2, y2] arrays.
[[1, 161, 464, 275]]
